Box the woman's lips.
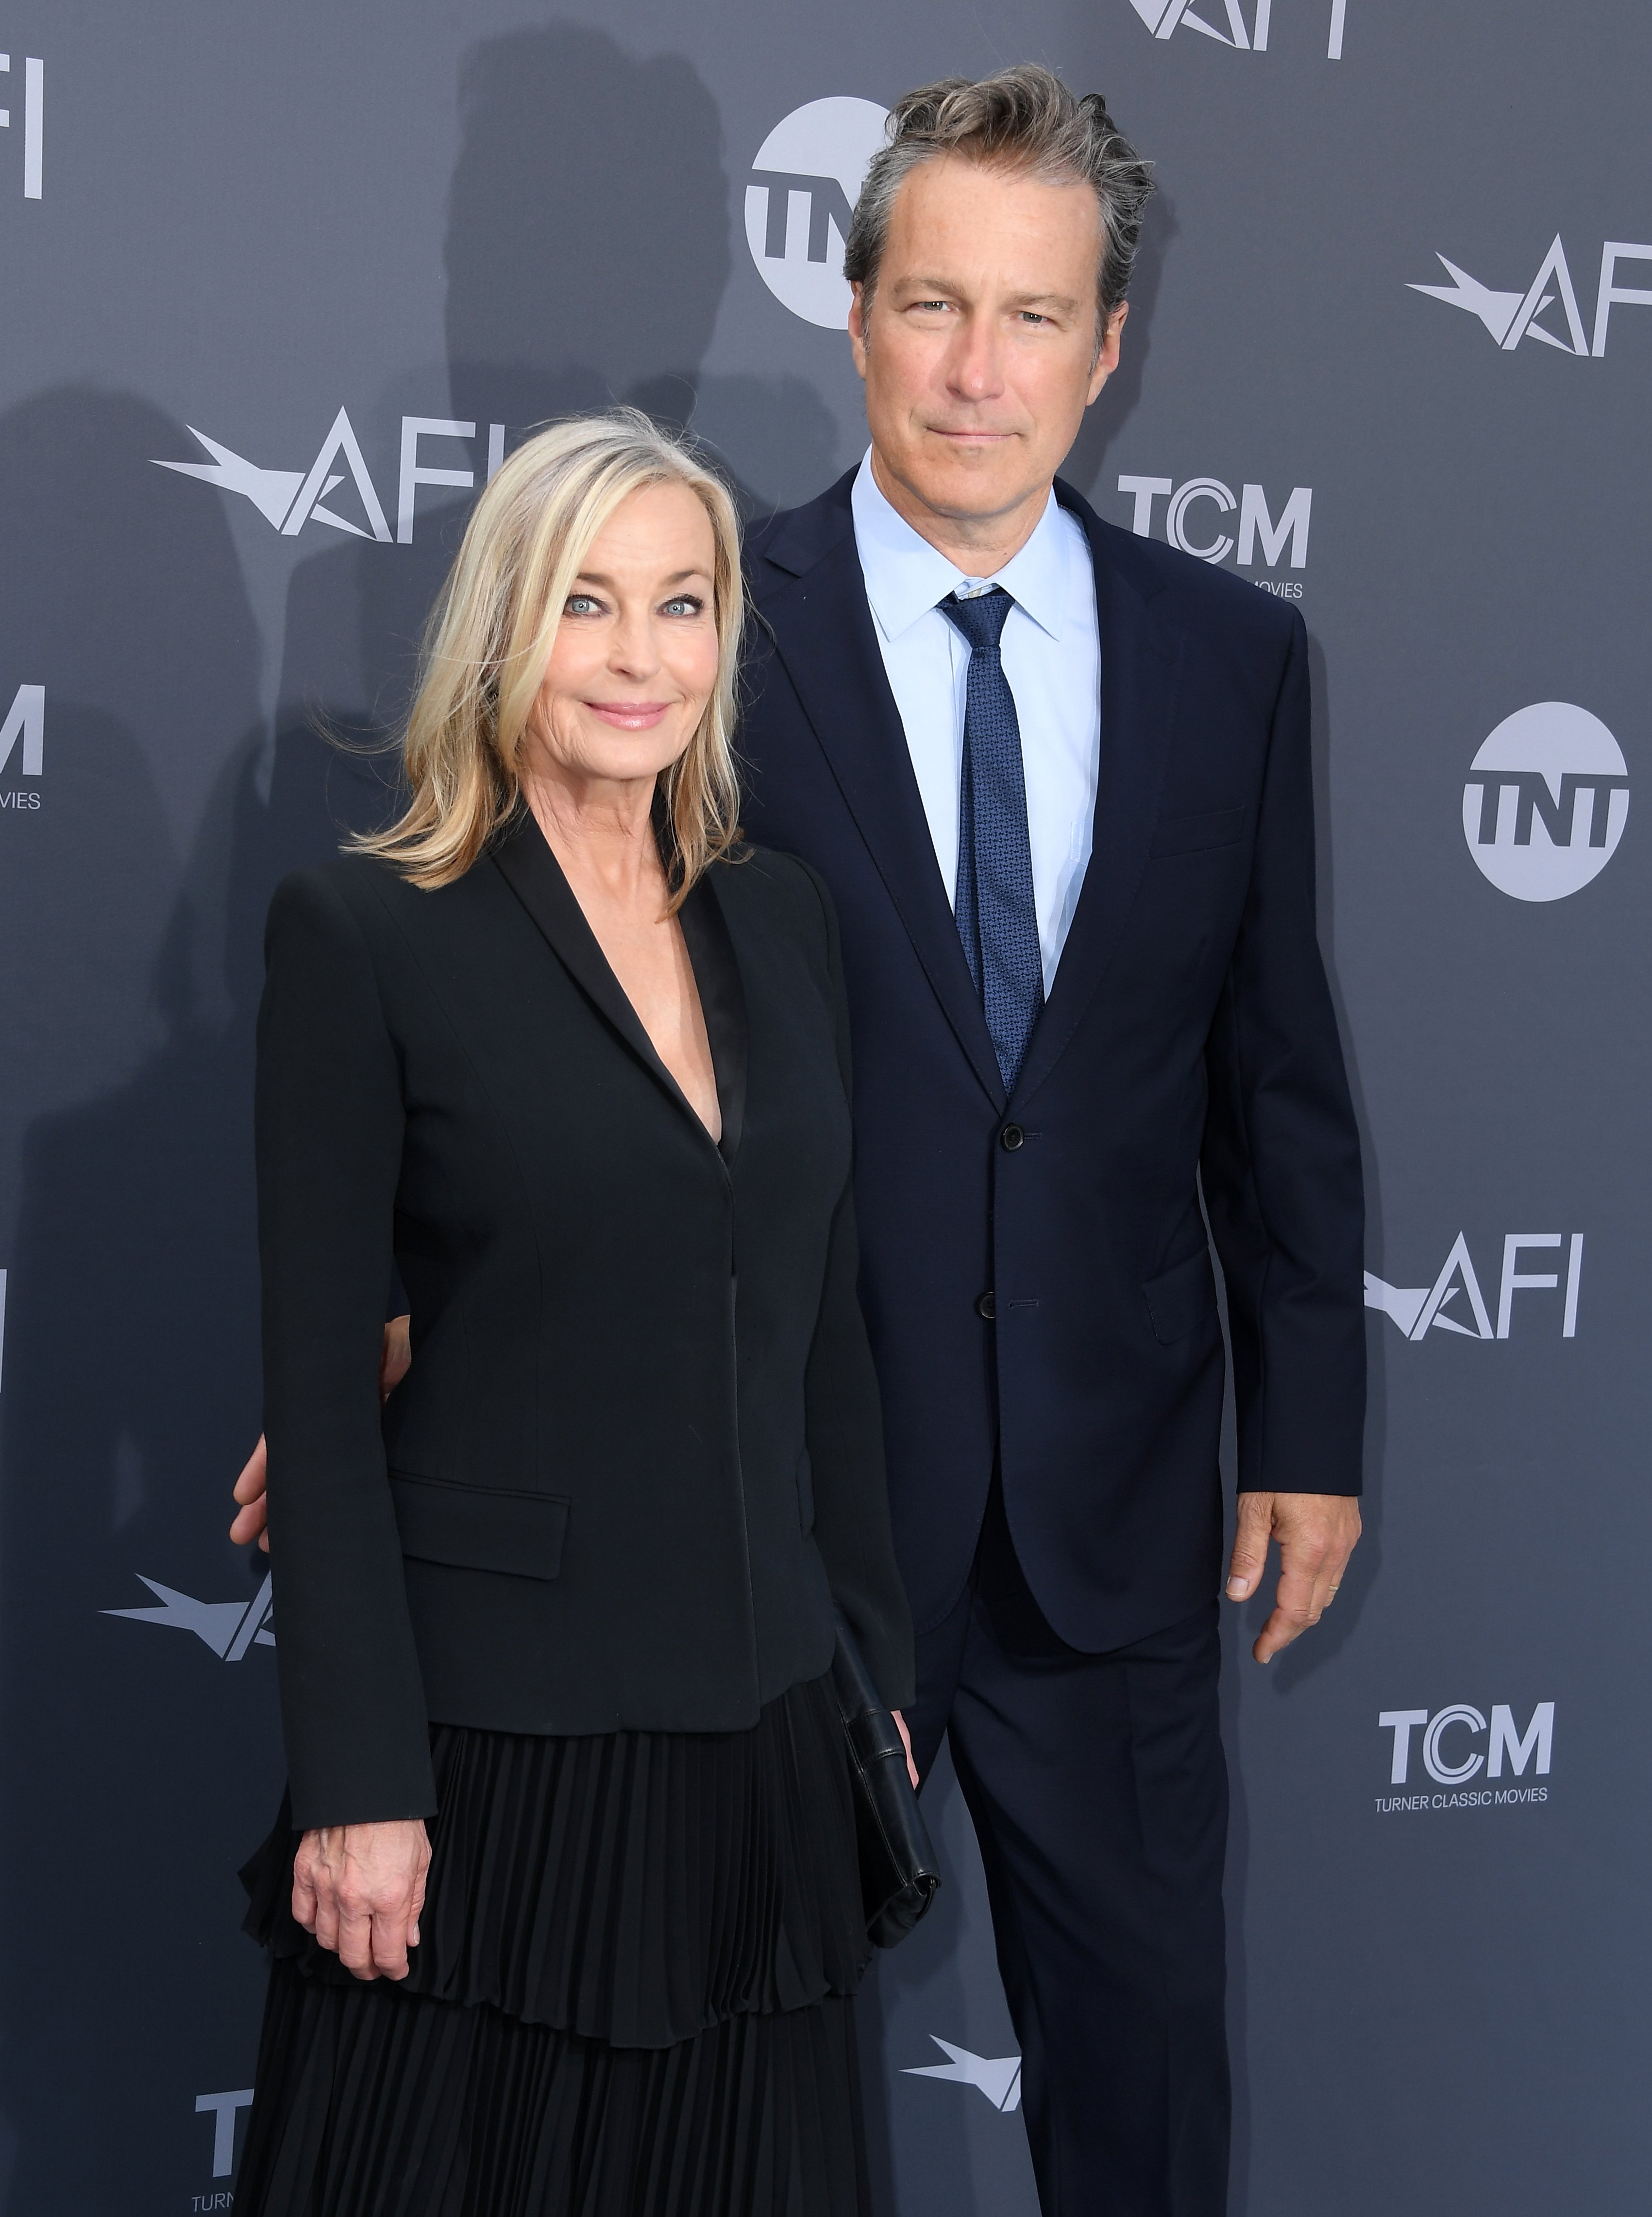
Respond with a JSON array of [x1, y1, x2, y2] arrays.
[[585, 700, 673, 729]]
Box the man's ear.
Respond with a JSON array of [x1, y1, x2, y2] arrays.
[[848, 283, 870, 382], [1087, 301, 1129, 405]]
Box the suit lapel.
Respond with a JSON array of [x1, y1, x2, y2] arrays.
[[680, 870, 748, 1165], [491, 812, 738, 1163], [1012, 491, 1183, 1107], [756, 485, 1006, 1112]]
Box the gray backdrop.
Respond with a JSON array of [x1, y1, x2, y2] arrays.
[[1, 4, 1647, 2211]]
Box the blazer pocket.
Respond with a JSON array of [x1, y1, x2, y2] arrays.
[[1143, 1248, 1218, 1344], [795, 1449, 815, 1535], [1149, 805, 1247, 858], [389, 1471, 570, 1581]]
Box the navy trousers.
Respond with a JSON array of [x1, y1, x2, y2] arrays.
[[906, 1477, 1230, 2217]]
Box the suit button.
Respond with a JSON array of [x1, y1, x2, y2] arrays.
[[977, 1290, 997, 1321], [1000, 1124, 1025, 1151]]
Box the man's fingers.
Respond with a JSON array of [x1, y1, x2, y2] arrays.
[[1226, 1492, 1274, 1600], [232, 1438, 268, 1506], [380, 1316, 412, 1401]]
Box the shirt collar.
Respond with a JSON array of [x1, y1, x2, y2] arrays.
[[851, 449, 1072, 645]]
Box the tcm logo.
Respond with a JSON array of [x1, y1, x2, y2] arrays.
[[195, 2088, 252, 2185], [1464, 702, 1628, 903], [1365, 1231, 1583, 1343], [104, 1570, 273, 1659], [1130, 0, 1354, 60], [745, 97, 889, 329], [1117, 474, 1311, 593], [0, 53, 43, 199], [0, 683, 43, 809], [154, 412, 507, 544], [904, 2036, 1022, 2112], [1409, 237, 1652, 357], [1379, 1703, 1553, 1786]]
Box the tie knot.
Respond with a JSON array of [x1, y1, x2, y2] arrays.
[[942, 584, 1013, 653]]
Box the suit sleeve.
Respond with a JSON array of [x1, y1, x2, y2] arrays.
[[1200, 612, 1366, 1496], [794, 861, 917, 1710], [256, 870, 436, 1828]]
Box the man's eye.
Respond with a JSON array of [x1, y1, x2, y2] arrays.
[[1019, 312, 1050, 326]]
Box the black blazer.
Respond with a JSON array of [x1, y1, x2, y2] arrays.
[[740, 470, 1366, 1652], [256, 815, 913, 1831]]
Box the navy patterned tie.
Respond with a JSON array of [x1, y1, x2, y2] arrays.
[[942, 586, 1044, 1093]]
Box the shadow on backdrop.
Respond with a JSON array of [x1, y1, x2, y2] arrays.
[[0, 390, 290, 2208]]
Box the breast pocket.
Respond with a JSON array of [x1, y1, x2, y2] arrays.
[[389, 1471, 570, 1580], [1149, 805, 1247, 859]]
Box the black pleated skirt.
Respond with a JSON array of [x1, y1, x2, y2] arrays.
[[236, 1672, 872, 2217]]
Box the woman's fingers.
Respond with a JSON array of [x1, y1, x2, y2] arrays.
[[295, 1820, 432, 1980], [229, 1437, 270, 1547]]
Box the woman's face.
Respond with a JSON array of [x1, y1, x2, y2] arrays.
[[523, 480, 720, 792]]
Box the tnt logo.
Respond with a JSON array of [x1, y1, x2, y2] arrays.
[[1379, 1704, 1553, 1786], [744, 98, 890, 328], [1463, 703, 1629, 903]]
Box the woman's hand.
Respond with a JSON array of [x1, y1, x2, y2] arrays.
[[292, 1817, 431, 1980], [891, 1708, 919, 1791], [230, 1317, 414, 1551]]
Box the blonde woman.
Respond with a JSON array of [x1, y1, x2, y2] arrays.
[[235, 412, 914, 2216]]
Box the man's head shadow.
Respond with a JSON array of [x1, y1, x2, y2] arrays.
[[1064, 189, 1179, 503]]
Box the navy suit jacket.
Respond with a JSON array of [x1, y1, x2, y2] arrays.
[[739, 467, 1365, 1652]]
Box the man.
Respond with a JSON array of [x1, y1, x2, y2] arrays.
[[236, 64, 1365, 2216]]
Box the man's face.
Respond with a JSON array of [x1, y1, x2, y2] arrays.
[[849, 152, 1125, 532]]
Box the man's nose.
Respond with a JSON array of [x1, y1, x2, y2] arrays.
[[946, 315, 1006, 401]]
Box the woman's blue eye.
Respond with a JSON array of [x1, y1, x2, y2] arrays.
[[565, 594, 602, 616], [662, 596, 705, 617]]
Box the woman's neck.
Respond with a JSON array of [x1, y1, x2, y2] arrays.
[[520, 764, 666, 909]]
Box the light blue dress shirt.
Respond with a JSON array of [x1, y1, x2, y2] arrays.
[[850, 450, 1102, 994]]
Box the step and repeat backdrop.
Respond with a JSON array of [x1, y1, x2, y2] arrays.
[[0, 4, 1646, 2212]]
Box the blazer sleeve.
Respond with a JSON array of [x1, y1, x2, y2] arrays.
[[1199, 612, 1367, 1496], [794, 861, 917, 1710], [256, 869, 436, 1828]]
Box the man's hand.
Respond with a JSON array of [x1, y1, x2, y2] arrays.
[[1226, 1492, 1362, 1663], [292, 1817, 431, 1980], [891, 1707, 919, 1790], [230, 1316, 412, 1551]]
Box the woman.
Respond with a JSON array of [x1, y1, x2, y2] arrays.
[[236, 411, 915, 2216]]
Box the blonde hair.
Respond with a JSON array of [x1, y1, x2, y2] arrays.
[[351, 409, 744, 902]]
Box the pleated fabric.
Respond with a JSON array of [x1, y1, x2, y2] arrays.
[[235, 1672, 873, 2217]]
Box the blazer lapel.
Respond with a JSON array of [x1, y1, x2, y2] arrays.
[[757, 484, 1006, 1113], [1012, 489, 1184, 1107], [680, 870, 748, 1165], [491, 812, 735, 1161]]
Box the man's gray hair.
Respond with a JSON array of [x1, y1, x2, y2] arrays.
[[843, 65, 1155, 346]]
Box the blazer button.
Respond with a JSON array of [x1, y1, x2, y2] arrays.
[[977, 1290, 997, 1321], [1000, 1124, 1025, 1151]]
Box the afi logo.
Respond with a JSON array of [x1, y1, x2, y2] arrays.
[[905, 2037, 1023, 2112], [104, 1570, 273, 1659], [0, 683, 43, 807], [745, 97, 890, 328], [1117, 474, 1311, 589], [0, 53, 43, 199], [1379, 1703, 1553, 1786], [1409, 237, 1652, 356], [1464, 703, 1629, 903], [1130, 1, 1354, 59], [155, 413, 506, 544], [1365, 1232, 1583, 1342]]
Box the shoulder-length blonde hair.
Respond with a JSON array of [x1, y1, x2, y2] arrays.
[[351, 409, 744, 903]]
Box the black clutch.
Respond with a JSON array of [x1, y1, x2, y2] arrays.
[[831, 1612, 942, 1947]]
